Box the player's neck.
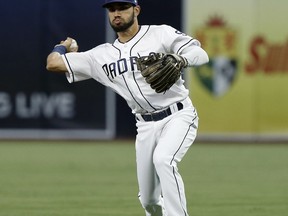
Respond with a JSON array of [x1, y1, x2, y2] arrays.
[[117, 23, 140, 43]]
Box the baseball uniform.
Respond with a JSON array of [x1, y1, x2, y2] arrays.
[[62, 24, 208, 216]]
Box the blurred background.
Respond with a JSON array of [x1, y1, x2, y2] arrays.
[[0, 0, 287, 142]]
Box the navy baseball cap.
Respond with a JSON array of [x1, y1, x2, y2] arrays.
[[102, 0, 138, 8]]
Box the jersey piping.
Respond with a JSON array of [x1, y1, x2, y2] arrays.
[[64, 54, 75, 82], [114, 25, 158, 112], [112, 43, 146, 110], [176, 38, 193, 54], [116, 25, 142, 44], [130, 25, 157, 111], [122, 74, 145, 110]]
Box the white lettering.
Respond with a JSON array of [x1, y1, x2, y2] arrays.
[[0, 92, 11, 118], [16, 92, 75, 119]]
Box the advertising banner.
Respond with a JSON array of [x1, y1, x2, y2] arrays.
[[0, 0, 115, 139], [184, 0, 288, 140]]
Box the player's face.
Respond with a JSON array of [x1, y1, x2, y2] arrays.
[[107, 3, 136, 32]]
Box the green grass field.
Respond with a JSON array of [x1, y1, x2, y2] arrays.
[[0, 141, 287, 216]]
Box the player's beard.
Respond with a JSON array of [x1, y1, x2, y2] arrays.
[[110, 11, 135, 33]]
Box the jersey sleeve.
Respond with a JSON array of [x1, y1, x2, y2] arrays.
[[159, 25, 196, 53], [160, 25, 209, 66], [62, 51, 94, 83]]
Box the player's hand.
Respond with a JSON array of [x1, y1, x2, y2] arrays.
[[59, 37, 79, 53]]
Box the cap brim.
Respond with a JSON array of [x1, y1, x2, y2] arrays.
[[102, 1, 137, 8]]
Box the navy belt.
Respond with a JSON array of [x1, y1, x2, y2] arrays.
[[140, 102, 184, 122]]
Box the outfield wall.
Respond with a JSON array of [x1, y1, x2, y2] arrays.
[[184, 0, 288, 142]]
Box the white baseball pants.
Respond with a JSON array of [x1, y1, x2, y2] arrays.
[[135, 100, 198, 216]]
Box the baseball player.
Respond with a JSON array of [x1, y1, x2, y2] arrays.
[[46, 0, 209, 215]]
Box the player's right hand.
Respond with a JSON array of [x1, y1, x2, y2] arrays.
[[60, 37, 79, 53]]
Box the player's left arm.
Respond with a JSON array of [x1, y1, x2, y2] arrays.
[[162, 25, 209, 67], [180, 42, 209, 67]]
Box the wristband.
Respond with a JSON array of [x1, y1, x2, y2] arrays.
[[52, 45, 67, 55]]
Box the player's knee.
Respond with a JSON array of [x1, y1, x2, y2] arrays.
[[153, 154, 170, 170]]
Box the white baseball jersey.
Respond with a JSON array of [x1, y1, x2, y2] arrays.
[[62, 24, 202, 114]]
